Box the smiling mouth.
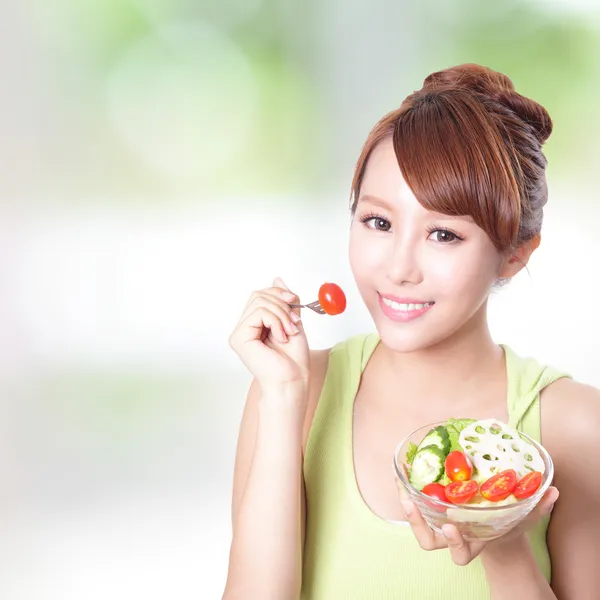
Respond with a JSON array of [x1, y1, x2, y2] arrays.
[[381, 298, 434, 312]]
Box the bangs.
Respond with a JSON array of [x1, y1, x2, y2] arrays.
[[392, 91, 521, 250]]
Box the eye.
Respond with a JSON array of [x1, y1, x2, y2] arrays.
[[361, 214, 391, 232], [427, 228, 463, 243]]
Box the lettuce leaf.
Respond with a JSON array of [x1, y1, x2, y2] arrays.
[[445, 418, 475, 454], [446, 418, 476, 434], [406, 442, 418, 465], [438, 472, 451, 485]]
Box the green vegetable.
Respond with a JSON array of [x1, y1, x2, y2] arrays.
[[417, 425, 450, 455], [409, 445, 446, 490], [406, 442, 418, 465], [445, 424, 461, 453], [445, 418, 476, 433], [445, 418, 476, 454], [439, 472, 452, 486]]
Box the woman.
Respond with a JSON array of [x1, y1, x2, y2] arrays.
[[222, 63, 600, 599]]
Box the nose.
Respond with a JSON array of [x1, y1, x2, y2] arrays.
[[385, 236, 424, 286]]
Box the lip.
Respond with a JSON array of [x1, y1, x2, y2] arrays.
[[378, 293, 434, 323], [380, 294, 432, 304]]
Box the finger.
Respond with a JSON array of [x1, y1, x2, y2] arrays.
[[441, 524, 477, 566], [271, 278, 298, 304], [260, 289, 303, 324], [273, 277, 302, 318], [273, 276, 291, 292], [501, 486, 559, 544], [242, 289, 297, 314], [528, 486, 559, 522], [232, 306, 289, 347], [238, 294, 301, 336], [400, 501, 447, 551], [541, 486, 559, 515]]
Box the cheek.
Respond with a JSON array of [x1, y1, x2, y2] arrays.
[[429, 248, 500, 298], [349, 228, 383, 278]]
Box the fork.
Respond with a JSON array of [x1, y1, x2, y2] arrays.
[[288, 301, 326, 315]]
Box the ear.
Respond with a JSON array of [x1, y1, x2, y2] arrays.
[[498, 234, 541, 279]]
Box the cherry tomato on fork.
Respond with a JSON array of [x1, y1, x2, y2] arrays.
[[318, 283, 347, 315]]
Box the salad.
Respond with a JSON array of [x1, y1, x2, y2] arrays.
[[406, 418, 545, 507]]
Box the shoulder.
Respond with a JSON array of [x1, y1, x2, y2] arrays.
[[540, 378, 600, 595], [540, 377, 600, 451], [540, 377, 600, 499]]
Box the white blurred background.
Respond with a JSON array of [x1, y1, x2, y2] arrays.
[[1, 1, 599, 598]]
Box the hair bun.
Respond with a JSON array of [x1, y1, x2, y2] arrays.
[[422, 63, 553, 144]]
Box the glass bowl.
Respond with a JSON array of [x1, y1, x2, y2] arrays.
[[393, 420, 554, 541]]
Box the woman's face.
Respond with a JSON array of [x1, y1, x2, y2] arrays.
[[349, 137, 507, 353]]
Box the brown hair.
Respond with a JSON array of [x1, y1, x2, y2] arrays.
[[350, 64, 553, 252]]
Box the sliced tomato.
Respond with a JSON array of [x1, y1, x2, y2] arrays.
[[318, 283, 347, 315], [444, 450, 473, 482], [480, 469, 518, 502], [513, 471, 543, 500], [445, 480, 479, 505]]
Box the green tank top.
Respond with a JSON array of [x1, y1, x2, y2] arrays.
[[301, 333, 569, 599]]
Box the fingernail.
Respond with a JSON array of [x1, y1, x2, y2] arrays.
[[290, 312, 301, 323], [289, 322, 299, 334], [282, 291, 296, 302], [400, 500, 413, 518]]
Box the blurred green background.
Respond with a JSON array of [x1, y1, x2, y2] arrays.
[[1, 1, 599, 598]]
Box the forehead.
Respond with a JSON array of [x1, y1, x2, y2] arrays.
[[358, 137, 475, 225], [360, 137, 415, 204]]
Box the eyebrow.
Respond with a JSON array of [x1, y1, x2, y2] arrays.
[[358, 193, 475, 223], [357, 194, 393, 210]]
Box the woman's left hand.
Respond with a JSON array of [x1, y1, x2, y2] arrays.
[[400, 486, 559, 566]]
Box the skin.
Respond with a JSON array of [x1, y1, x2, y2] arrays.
[[223, 137, 600, 600]]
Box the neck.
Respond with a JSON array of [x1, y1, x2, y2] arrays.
[[378, 303, 505, 412]]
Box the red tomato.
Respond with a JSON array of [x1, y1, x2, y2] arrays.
[[422, 483, 447, 502], [480, 469, 518, 502], [421, 482, 448, 512], [318, 282, 347, 315], [445, 480, 479, 504], [444, 450, 473, 482], [513, 471, 543, 500]]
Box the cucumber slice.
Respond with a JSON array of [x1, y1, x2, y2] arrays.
[[417, 426, 450, 455], [409, 445, 446, 491]]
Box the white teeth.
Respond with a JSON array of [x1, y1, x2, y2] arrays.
[[382, 298, 433, 311]]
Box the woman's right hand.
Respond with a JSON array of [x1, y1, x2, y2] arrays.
[[229, 277, 310, 392]]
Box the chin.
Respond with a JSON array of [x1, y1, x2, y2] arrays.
[[375, 325, 445, 354], [369, 302, 463, 353]]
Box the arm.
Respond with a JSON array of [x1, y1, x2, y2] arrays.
[[480, 535, 556, 600], [480, 379, 600, 600], [544, 380, 600, 599], [222, 347, 329, 600], [222, 380, 307, 600]]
